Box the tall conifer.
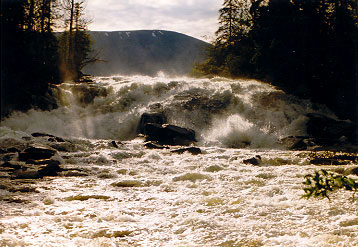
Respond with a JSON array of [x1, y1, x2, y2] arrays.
[[215, 0, 250, 46]]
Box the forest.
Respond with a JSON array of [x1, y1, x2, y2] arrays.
[[1, 0, 95, 118], [194, 0, 358, 123]]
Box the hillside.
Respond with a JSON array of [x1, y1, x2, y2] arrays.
[[83, 30, 209, 76]]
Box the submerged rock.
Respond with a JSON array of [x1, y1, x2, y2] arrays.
[[243, 155, 261, 165], [110, 140, 121, 148], [13, 170, 43, 179], [144, 142, 168, 149], [171, 147, 201, 155]]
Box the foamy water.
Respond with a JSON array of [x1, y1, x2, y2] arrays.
[[1, 75, 357, 246], [1, 75, 332, 146]]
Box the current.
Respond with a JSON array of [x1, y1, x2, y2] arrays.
[[0, 75, 357, 246]]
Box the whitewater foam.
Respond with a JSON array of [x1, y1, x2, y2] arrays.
[[1, 75, 333, 148]]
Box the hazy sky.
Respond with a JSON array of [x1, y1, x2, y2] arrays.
[[86, 0, 222, 41]]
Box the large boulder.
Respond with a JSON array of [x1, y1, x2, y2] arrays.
[[137, 112, 167, 135], [18, 145, 57, 161], [12, 159, 62, 179], [143, 123, 197, 146], [279, 136, 316, 150]]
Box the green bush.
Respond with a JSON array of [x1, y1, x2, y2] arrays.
[[302, 169, 358, 200]]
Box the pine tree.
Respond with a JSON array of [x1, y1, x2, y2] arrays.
[[215, 0, 250, 46], [58, 0, 97, 80]]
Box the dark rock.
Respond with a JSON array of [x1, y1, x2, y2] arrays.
[[9, 186, 38, 193], [243, 155, 262, 165], [1, 154, 15, 162], [62, 171, 88, 177], [38, 162, 62, 176], [310, 158, 346, 166], [0, 149, 7, 154], [306, 113, 357, 144], [31, 132, 65, 142], [53, 137, 65, 142], [137, 112, 167, 135], [31, 132, 51, 137], [6, 147, 20, 153], [49, 142, 77, 152], [25, 159, 60, 166], [75, 76, 94, 83], [310, 153, 357, 166], [144, 123, 197, 146], [0, 138, 27, 152], [1, 161, 22, 170], [110, 140, 121, 148], [279, 136, 316, 150], [0, 171, 11, 179], [165, 125, 197, 142], [144, 142, 168, 149], [18, 145, 57, 161], [171, 147, 201, 155], [349, 167, 358, 176], [13, 161, 62, 179], [13, 169, 43, 179]]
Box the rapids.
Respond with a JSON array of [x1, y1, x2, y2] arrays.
[[0, 75, 334, 147], [0, 75, 357, 246]]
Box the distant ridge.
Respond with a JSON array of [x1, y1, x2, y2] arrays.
[[83, 30, 210, 76]]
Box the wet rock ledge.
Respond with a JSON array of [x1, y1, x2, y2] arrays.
[[0, 133, 87, 181]]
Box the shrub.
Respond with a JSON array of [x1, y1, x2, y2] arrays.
[[302, 169, 358, 200]]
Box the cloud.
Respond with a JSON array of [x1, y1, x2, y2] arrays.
[[86, 0, 221, 41]]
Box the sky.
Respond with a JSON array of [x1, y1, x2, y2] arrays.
[[86, 0, 222, 41]]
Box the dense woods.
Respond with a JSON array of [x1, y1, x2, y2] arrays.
[[194, 0, 358, 123], [1, 0, 95, 118]]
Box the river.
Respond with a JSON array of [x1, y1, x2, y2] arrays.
[[0, 75, 357, 246]]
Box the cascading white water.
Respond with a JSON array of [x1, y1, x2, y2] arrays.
[[1, 75, 333, 148], [1, 75, 356, 247]]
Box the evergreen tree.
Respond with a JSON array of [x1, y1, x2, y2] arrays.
[[215, 0, 250, 46], [58, 0, 97, 80], [194, 0, 358, 122], [248, 0, 358, 121], [1, 0, 60, 118]]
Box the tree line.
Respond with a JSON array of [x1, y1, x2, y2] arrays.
[[1, 0, 97, 118], [194, 0, 358, 122]]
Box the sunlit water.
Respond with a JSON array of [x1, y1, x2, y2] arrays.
[[1, 75, 357, 246]]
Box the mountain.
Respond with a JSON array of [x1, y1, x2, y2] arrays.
[[83, 30, 210, 76]]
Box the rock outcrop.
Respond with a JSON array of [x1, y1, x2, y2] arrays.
[[137, 112, 197, 146], [306, 113, 357, 144], [137, 112, 167, 135], [18, 145, 57, 161], [143, 123, 197, 146]]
